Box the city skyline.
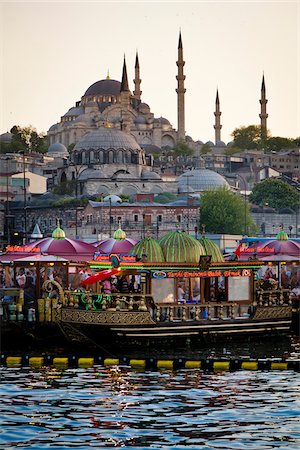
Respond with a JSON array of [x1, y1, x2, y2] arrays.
[[1, 1, 299, 144]]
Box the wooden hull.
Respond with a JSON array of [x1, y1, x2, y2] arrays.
[[56, 306, 294, 345]]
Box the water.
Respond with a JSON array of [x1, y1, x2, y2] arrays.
[[1, 365, 300, 449]]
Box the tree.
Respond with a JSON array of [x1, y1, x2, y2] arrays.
[[200, 143, 211, 155], [52, 180, 76, 196], [231, 125, 266, 150], [172, 140, 194, 157], [7, 125, 48, 153], [249, 178, 299, 211], [200, 187, 256, 235], [263, 136, 295, 153]]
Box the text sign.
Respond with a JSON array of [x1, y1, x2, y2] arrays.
[[164, 269, 252, 278]]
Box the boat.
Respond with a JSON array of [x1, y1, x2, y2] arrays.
[[1, 232, 299, 351], [40, 259, 298, 349]]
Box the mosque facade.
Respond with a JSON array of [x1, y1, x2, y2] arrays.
[[46, 32, 268, 197]]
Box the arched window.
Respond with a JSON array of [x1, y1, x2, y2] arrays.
[[117, 150, 124, 163], [99, 150, 104, 164]]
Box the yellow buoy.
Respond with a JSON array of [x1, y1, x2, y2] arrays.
[[213, 361, 230, 371], [185, 360, 201, 369], [130, 359, 146, 369], [104, 358, 119, 366], [78, 358, 94, 368], [241, 361, 259, 370], [157, 360, 174, 369]]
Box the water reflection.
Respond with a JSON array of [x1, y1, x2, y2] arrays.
[[1, 366, 299, 449]]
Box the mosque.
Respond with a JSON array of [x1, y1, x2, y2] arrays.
[[46, 32, 268, 197]]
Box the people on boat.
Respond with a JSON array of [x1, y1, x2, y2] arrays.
[[117, 276, 130, 293], [16, 268, 26, 288], [263, 267, 274, 280], [291, 286, 300, 297], [102, 278, 112, 295], [177, 283, 185, 301]]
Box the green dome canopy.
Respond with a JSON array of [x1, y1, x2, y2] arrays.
[[199, 236, 224, 262], [159, 231, 205, 263], [130, 237, 165, 262], [276, 231, 289, 241], [113, 227, 127, 241], [52, 226, 65, 240]]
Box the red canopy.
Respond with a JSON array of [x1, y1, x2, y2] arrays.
[[96, 237, 137, 254], [80, 268, 122, 286], [25, 238, 96, 262]]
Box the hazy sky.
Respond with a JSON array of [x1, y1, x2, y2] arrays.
[[1, 1, 299, 143]]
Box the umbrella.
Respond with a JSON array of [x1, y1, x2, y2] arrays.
[[80, 268, 122, 286], [259, 254, 300, 262], [13, 254, 68, 263], [96, 238, 137, 254], [239, 239, 300, 261], [25, 237, 96, 262]]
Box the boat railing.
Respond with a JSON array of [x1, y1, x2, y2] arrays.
[[256, 288, 292, 307], [61, 290, 151, 312], [155, 302, 238, 322]]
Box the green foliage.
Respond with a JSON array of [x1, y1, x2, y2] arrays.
[[154, 192, 177, 204], [52, 180, 76, 196], [50, 197, 88, 207], [249, 178, 300, 211], [200, 187, 257, 235], [231, 125, 265, 150], [231, 125, 298, 153], [9, 125, 48, 153], [200, 143, 211, 155], [68, 143, 76, 153], [224, 146, 241, 156], [172, 140, 194, 157], [263, 136, 295, 153]]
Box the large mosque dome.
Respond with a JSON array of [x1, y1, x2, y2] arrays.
[[74, 127, 141, 151], [177, 169, 229, 193], [84, 79, 122, 97]]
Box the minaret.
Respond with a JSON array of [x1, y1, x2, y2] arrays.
[[133, 51, 142, 101], [176, 31, 186, 141], [214, 89, 222, 144], [259, 74, 268, 138], [120, 55, 131, 133]]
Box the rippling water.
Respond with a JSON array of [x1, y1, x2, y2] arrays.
[[1, 365, 300, 449]]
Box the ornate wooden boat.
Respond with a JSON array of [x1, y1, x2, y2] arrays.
[[40, 259, 297, 347]]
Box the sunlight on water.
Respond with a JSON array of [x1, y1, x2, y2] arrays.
[[0, 366, 299, 449]]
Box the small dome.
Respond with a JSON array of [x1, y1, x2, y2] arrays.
[[159, 231, 205, 263], [84, 79, 121, 97], [134, 115, 147, 124], [276, 230, 289, 241], [78, 169, 107, 180], [130, 237, 165, 262], [177, 169, 229, 193], [48, 124, 59, 132], [216, 140, 226, 146], [0, 132, 13, 143], [138, 103, 150, 114], [113, 228, 127, 240], [48, 142, 68, 155], [63, 106, 84, 117], [199, 236, 224, 262], [160, 117, 170, 125], [74, 115, 92, 124], [141, 170, 161, 180], [52, 226, 65, 240], [205, 141, 214, 146], [103, 194, 122, 204]]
